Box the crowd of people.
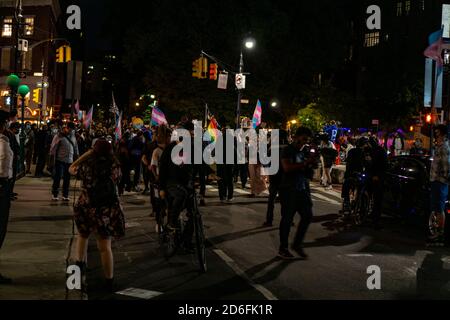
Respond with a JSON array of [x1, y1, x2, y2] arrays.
[[1, 108, 449, 289]]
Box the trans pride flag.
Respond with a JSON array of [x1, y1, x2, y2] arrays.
[[151, 107, 168, 126], [252, 100, 262, 129]]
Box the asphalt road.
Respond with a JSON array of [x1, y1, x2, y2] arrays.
[[1, 176, 450, 300]]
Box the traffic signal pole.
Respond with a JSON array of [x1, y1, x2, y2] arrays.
[[236, 51, 243, 129]]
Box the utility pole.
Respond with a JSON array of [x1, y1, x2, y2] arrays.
[[236, 51, 244, 129], [11, 0, 24, 112]]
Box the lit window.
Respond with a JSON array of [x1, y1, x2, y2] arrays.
[[422, 0, 425, 10], [25, 17, 34, 36], [364, 32, 380, 47], [405, 1, 411, 15], [2, 18, 12, 37], [397, 2, 403, 16]]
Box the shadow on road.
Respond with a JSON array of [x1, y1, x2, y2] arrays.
[[207, 226, 278, 248]]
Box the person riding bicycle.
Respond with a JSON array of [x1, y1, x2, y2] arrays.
[[366, 136, 388, 229], [341, 137, 369, 213], [159, 121, 195, 249]]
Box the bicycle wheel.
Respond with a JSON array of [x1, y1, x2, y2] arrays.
[[194, 211, 207, 273], [353, 190, 369, 226], [161, 230, 177, 259]]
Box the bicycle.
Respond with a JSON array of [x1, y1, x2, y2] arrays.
[[159, 187, 207, 273], [348, 172, 372, 226]]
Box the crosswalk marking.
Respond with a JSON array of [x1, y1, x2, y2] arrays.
[[311, 193, 341, 206], [115, 288, 163, 300], [213, 249, 278, 301]]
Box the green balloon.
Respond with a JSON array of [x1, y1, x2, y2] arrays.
[[18, 85, 30, 97], [6, 74, 20, 88]]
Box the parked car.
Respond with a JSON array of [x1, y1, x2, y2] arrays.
[[382, 155, 432, 219]]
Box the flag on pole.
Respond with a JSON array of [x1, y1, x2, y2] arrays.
[[115, 111, 122, 141], [252, 100, 262, 129], [424, 28, 444, 72], [83, 106, 93, 129], [204, 104, 213, 129], [151, 107, 168, 126], [110, 92, 120, 116], [207, 116, 220, 141]]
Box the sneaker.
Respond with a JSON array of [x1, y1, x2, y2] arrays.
[[52, 196, 59, 201], [292, 246, 308, 259], [62, 197, 70, 202], [278, 249, 295, 260], [227, 198, 234, 203], [325, 185, 333, 191]]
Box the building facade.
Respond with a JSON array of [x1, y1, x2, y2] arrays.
[[0, 0, 65, 121]]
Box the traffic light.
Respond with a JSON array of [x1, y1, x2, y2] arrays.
[[209, 63, 218, 80], [56, 46, 64, 63], [200, 57, 208, 79], [426, 114, 432, 123], [32, 88, 41, 103], [64, 45, 72, 63], [192, 58, 201, 79], [56, 46, 72, 63]]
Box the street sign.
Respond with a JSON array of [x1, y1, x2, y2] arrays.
[[18, 39, 28, 52], [372, 119, 379, 125], [37, 82, 49, 88], [235, 73, 246, 90], [218, 73, 228, 90]]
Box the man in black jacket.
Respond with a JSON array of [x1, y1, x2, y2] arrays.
[[159, 122, 194, 247]]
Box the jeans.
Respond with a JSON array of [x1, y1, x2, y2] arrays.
[[193, 164, 206, 197], [266, 179, 280, 224], [0, 179, 11, 249], [279, 188, 313, 250], [234, 164, 248, 187], [52, 161, 71, 198], [430, 181, 449, 213], [217, 164, 234, 200], [167, 185, 194, 243]]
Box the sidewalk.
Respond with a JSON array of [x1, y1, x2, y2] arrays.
[[0, 176, 76, 300]]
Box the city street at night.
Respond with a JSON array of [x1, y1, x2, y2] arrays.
[[2, 0, 450, 312], [1, 175, 449, 300]]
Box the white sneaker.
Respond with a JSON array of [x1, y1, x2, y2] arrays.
[[227, 198, 234, 203], [62, 197, 70, 202], [52, 196, 59, 201]]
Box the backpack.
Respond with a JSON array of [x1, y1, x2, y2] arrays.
[[88, 157, 117, 208]]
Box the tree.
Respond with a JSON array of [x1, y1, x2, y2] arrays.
[[297, 103, 326, 132]]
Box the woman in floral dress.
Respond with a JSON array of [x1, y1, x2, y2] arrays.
[[69, 139, 125, 291]]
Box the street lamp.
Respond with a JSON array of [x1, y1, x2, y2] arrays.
[[18, 84, 30, 175], [236, 37, 256, 129], [271, 102, 278, 108]]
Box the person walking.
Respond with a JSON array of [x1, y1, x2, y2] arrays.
[[69, 139, 125, 292], [278, 127, 317, 259], [393, 131, 405, 156], [5, 121, 19, 201], [34, 125, 49, 177], [24, 122, 35, 175], [428, 125, 450, 245], [0, 110, 13, 284], [319, 135, 337, 190], [129, 130, 145, 192], [50, 124, 79, 201], [217, 127, 235, 202], [263, 130, 288, 227]]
